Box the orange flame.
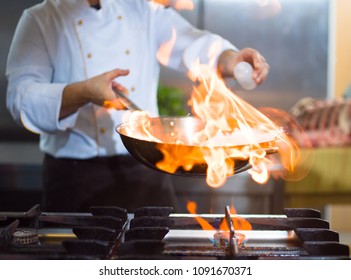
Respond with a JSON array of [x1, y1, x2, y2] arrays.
[[186, 201, 214, 231], [186, 201, 251, 247], [168, 62, 297, 186], [103, 99, 124, 110], [158, 40, 310, 186], [151, 0, 194, 10], [219, 205, 252, 231], [157, 27, 177, 66], [156, 144, 206, 173]]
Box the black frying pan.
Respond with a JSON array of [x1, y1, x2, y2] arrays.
[[116, 116, 278, 177], [113, 89, 278, 177]]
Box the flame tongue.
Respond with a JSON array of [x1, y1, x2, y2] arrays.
[[219, 205, 252, 231], [151, 0, 194, 10], [186, 201, 214, 231], [184, 65, 284, 187]]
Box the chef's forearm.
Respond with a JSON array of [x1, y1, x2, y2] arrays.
[[59, 82, 89, 120]]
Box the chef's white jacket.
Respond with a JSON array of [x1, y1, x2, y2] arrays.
[[6, 0, 236, 158]]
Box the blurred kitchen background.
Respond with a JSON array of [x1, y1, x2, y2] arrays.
[[0, 0, 350, 242]]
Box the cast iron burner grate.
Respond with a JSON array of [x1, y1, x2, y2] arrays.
[[0, 205, 349, 260]]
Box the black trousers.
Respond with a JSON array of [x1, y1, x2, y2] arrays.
[[42, 154, 178, 212]]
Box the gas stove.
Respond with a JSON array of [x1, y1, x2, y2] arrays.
[[0, 204, 349, 260]]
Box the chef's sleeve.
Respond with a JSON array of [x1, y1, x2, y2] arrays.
[[5, 10, 78, 134]]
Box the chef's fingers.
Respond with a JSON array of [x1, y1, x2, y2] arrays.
[[106, 68, 130, 80], [236, 48, 269, 84], [102, 69, 130, 110], [254, 59, 270, 84], [105, 68, 130, 93], [251, 52, 270, 84]]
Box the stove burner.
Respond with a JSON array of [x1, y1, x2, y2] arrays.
[[12, 230, 39, 245], [213, 231, 246, 247]]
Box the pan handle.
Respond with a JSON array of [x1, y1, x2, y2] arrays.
[[112, 88, 142, 111]]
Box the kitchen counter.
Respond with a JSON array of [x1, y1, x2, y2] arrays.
[[325, 204, 351, 254], [284, 147, 351, 210]]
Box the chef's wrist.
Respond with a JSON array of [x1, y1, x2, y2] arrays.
[[60, 82, 90, 119], [65, 82, 91, 103], [217, 49, 238, 78]]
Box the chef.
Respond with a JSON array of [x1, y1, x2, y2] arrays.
[[6, 0, 269, 212]]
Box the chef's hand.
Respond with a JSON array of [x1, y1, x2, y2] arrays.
[[218, 48, 269, 85], [60, 68, 129, 119]]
